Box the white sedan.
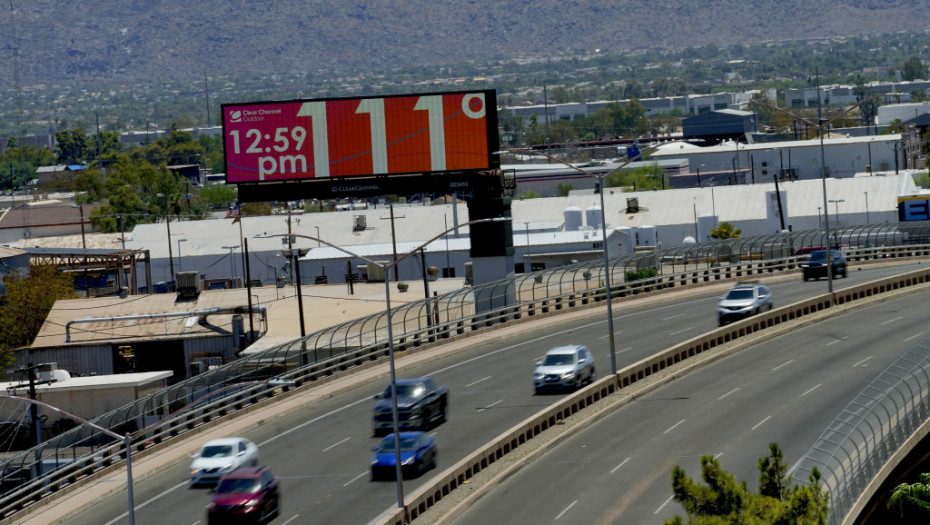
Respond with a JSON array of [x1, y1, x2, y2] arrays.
[[189, 437, 259, 485]]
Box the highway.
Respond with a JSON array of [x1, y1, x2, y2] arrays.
[[58, 263, 926, 525], [448, 282, 929, 524]]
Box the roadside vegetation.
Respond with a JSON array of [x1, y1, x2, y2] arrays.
[[665, 443, 829, 525]]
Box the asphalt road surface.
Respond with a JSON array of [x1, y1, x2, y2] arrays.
[[59, 263, 924, 525]]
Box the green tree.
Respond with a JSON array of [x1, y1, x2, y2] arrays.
[[605, 164, 664, 192], [0, 267, 77, 364], [665, 443, 828, 525], [903, 56, 926, 82], [556, 183, 573, 197], [710, 222, 742, 239], [54, 129, 90, 164], [888, 472, 930, 519]]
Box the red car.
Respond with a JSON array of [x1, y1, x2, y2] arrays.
[[206, 466, 280, 524]]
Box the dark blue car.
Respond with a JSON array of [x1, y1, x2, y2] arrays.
[[370, 431, 437, 480]]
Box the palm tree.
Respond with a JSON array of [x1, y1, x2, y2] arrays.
[[888, 473, 930, 518], [710, 221, 742, 239]]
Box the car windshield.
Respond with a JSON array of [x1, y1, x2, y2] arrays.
[[378, 436, 420, 452], [216, 477, 260, 494], [200, 445, 233, 458], [725, 289, 754, 300], [808, 251, 827, 262], [542, 353, 575, 366], [381, 383, 425, 399]]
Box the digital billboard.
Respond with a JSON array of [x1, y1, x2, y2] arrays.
[[222, 90, 499, 186]]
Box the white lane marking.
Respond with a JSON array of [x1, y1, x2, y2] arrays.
[[555, 500, 577, 520], [853, 356, 873, 367], [787, 457, 803, 478], [343, 471, 368, 487], [718, 388, 739, 400], [882, 316, 904, 326], [619, 347, 632, 353], [465, 376, 492, 388], [598, 331, 622, 340], [663, 313, 686, 321], [654, 495, 675, 514], [713, 452, 723, 460], [610, 457, 631, 474], [752, 416, 772, 431], [802, 384, 821, 397], [904, 332, 923, 342], [258, 397, 370, 448], [103, 480, 188, 525], [772, 360, 794, 372], [478, 400, 503, 412], [826, 336, 848, 346], [663, 420, 686, 434], [669, 327, 695, 336], [431, 297, 705, 377], [280, 515, 300, 525], [323, 437, 351, 452]]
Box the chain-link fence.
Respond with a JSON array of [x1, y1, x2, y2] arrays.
[[794, 333, 930, 524]]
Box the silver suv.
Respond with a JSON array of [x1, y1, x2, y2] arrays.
[[533, 345, 596, 394], [717, 281, 773, 326]]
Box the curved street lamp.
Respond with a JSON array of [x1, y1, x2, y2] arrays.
[[155, 193, 175, 282], [0, 396, 136, 525], [280, 215, 512, 511], [503, 144, 661, 376]]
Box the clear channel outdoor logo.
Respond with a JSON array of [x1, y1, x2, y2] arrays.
[[229, 110, 242, 122]]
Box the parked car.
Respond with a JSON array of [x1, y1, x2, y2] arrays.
[[533, 345, 596, 394], [206, 466, 280, 525], [372, 377, 449, 436], [801, 249, 847, 280], [370, 431, 437, 480], [717, 281, 774, 326], [190, 437, 259, 486]]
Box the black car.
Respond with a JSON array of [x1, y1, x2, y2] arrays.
[[372, 377, 449, 436], [800, 249, 847, 280]]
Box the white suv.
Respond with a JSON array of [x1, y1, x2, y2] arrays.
[[533, 345, 596, 394]]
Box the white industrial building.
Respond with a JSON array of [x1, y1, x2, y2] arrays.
[[7, 172, 922, 288]]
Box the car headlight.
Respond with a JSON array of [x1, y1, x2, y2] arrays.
[[220, 463, 234, 472], [243, 499, 259, 508], [561, 371, 575, 379], [534, 372, 544, 379], [206, 501, 216, 510], [402, 456, 415, 465]]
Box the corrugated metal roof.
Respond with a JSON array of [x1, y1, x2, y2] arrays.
[[4, 173, 918, 258], [33, 288, 256, 346]]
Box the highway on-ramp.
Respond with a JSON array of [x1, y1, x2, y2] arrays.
[[50, 263, 925, 525]]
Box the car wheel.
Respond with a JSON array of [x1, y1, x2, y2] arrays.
[[589, 368, 596, 384], [273, 496, 280, 518]]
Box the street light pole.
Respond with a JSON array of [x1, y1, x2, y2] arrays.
[[864, 192, 870, 225], [816, 74, 835, 295], [73, 205, 86, 249], [177, 239, 187, 272], [279, 216, 511, 512], [505, 145, 659, 375], [156, 193, 175, 282], [0, 395, 136, 525], [222, 245, 239, 288], [828, 199, 844, 228]]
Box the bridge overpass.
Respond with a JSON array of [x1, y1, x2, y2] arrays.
[[5, 236, 930, 524]]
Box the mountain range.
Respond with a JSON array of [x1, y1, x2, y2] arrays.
[[3, 1, 930, 87]]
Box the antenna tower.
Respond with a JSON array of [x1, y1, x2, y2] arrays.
[[9, 0, 23, 146]]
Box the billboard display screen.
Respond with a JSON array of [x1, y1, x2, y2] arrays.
[[222, 90, 498, 184]]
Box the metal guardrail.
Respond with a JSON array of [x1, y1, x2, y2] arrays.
[[372, 266, 930, 525], [793, 328, 930, 524], [2, 224, 930, 520]]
